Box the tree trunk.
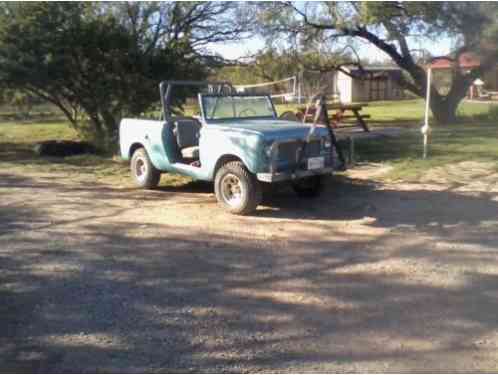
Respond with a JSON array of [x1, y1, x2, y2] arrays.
[[428, 92, 458, 124], [353, 28, 476, 125], [430, 97, 459, 124], [100, 109, 119, 140], [428, 72, 472, 124], [394, 71, 463, 124], [87, 112, 106, 140]]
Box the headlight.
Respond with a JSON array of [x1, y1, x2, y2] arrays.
[[264, 143, 274, 158]]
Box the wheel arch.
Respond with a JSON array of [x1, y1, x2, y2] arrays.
[[213, 156, 262, 215], [213, 154, 244, 178], [129, 142, 145, 159]]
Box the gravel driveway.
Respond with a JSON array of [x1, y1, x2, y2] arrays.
[[2, 162, 498, 372]]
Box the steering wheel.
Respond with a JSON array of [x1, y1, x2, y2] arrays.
[[238, 108, 257, 117]]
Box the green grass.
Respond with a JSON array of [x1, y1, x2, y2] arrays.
[[352, 100, 498, 181], [0, 129, 125, 186], [276, 99, 497, 126], [0, 108, 195, 187], [1, 100, 498, 185], [275, 99, 498, 182], [352, 124, 498, 182], [0, 119, 77, 160], [362, 99, 496, 126]]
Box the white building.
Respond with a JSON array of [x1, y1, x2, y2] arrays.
[[336, 66, 405, 103]]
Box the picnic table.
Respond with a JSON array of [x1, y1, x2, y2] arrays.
[[296, 102, 370, 132]]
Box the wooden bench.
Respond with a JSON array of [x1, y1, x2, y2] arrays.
[[297, 103, 371, 132]]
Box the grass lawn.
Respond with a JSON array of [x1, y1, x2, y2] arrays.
[[275, 99, 495, 126], [277, 99, 498, 181], [0, 108, 196, 187], [350, 100, 498, 181], [0, 119, 127, 186], [1, 100, 497, 185], [353, 123, 498, 181]]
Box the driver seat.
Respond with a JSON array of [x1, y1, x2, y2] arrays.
[[173, 118, 201, 160]]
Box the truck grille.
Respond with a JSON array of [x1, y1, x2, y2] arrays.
[[304, 140, 321, 157], [277, 140, 321, 162], [273, 139, 328, 172]]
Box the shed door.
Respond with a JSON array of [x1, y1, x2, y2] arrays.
[[369, 77, 388, 101]]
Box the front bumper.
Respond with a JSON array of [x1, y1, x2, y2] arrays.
[[256, 167, 333, 183], [257, 137, 334, 183]]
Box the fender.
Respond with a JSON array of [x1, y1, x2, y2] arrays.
[[199, 126, 266, 180], [120, 119, 173, 171]]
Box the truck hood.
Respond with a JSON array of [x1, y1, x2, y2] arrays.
[[207, 119, 329, 141]]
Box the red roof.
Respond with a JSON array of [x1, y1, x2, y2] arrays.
[[429, 52, 480, 69]]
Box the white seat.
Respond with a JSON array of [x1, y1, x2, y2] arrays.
[[173, 118, 201, 160], [181, 146, 199, 159]]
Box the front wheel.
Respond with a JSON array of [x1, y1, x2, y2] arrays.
[[292, 175, 323, 198], [131, 147, 161, 189], [214, 161, 262, 215]]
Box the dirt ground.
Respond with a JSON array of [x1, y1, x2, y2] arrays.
[[2, 161, 498, 373]]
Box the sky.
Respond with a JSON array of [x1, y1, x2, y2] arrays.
[[209, 35, 455, 64]]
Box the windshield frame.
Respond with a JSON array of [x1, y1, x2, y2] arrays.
[[199, 93, 277, 123]]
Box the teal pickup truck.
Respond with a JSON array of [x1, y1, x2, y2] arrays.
[[120, 81, 338, 215]]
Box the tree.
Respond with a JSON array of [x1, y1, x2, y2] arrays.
[[255, 2, 498, 123], [0, 88, 40, 119], [0, 2, 249, 148], [213, 47, 351, 87], [214, 49, 302, 84]]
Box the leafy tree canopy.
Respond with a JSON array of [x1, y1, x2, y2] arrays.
[[255, 1, 498, 123], [0, 2, 249, 148], [213, 47, 353, 88]]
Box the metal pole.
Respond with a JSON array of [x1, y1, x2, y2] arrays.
[[298, 71, 303, 104], [318, 94, 347, 170], [422, 68, 432, 159], [349, 136, 355, 165]]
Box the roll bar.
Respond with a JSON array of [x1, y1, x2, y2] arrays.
[[159, 80, 235, 118]]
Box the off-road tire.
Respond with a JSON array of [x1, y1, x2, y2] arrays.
[[292, 175, 323, 198], [214, 161, 262, 215], [131, 147, 161, 189]]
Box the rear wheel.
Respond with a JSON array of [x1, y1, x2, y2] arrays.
[[292, 175, 323, 198], [214, 161, 262, 215], [131, 147, 161, 189]]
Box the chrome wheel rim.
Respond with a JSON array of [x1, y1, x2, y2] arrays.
[[135, 157, 147, 182], [221, 173, 244, 207]]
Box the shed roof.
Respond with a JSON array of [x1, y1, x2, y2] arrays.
[[429, 52, 480, 69], [346, 65, 401, 72]]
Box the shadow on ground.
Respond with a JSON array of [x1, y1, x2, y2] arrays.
[[2, 172, 498, 372], [3, 172, 497, 230], [257, 175, 498, 231]]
